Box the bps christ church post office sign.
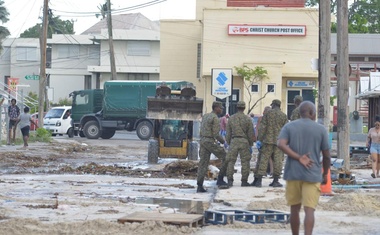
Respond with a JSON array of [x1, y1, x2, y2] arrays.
[[228, 24, 306, 36]]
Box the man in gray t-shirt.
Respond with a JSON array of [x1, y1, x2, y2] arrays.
[[277, 101, 330, 235], [19, 107, 38, 148]]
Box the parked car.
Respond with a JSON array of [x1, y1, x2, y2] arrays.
[[43, 106, 72, 136], [30, 112, 46, 131]]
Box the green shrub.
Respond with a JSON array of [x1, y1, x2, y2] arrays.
[[51, 97, 72, 107], [30, 128, 52, 142]]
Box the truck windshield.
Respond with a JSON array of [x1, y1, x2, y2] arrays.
[[45, 109, 64, 118]]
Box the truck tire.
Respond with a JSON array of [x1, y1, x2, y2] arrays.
[[148, 139, 159, 164], [136, 121, 153, 140], [83, 120, 101, 139], [188, 141, 199, 161], [68, 127, 74, 138], [101, 129, 116, 139]]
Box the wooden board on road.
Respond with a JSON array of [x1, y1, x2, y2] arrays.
[[118, 212, 204, 227]]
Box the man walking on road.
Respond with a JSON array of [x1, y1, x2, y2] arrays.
[[8, 98, 20, 145], [252, 99, 288, 187], [225, 101, 255, 187], [277, 101, 331, 235], [196, 101, 229, 193]]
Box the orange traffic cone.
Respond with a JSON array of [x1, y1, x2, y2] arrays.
[[320, 169, 333, 196]]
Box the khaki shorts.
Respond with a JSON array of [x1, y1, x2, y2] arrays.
[[285, 180, 321, 209]]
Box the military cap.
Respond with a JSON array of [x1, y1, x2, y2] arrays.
[[212, 101, 224, 109], [294, 95, 303, 102], [237, 101, 246, 108], [271, 99, 281, 106]]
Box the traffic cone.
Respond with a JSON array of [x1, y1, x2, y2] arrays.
[[320, 168, 333, 196]]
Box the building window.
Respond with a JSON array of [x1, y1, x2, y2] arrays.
[[1, 47, 10, 61], [88, 46, 100, 60], [251, 84, 259, 93], [16, 47, 37, 61], [58, 45, 79, 59], [349, 56, 365, 62], [84, 75, 91, 89], [127, 41, 150, 56], [127, 73, 149, 80], [368, 57, 380, 62], [267, 84, 275, 93]]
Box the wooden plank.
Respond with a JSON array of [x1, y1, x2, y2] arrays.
[[118, 212, 204, 227]]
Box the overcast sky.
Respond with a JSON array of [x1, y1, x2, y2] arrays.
[[3, 0, 196, 37]]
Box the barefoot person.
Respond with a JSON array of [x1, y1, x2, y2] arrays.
[[366, 116, 380, 178], [19, 107, 38, 148], [277, 101, 331, 235]]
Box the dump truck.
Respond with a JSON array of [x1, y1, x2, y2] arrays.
[[146, 83, 203, 163], [70, 80, 191, 140]]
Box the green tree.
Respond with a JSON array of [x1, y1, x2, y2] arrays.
[[234, 65, 269, 114], [305, 0, 380, 33], [20, 15, 75, 38], [0, 0, 10, 42]]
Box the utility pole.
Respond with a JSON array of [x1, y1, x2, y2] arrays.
[[318, 0, 331, 130], [38, 0, 49, 127], [107, 0, 117, 80], [336, 0, 350, 170]]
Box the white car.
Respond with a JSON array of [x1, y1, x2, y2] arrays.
[[43, 106, 72, 136]]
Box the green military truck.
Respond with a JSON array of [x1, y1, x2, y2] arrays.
[[70, 80, 191, 140]]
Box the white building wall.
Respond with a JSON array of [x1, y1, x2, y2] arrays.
[[47, 34, 101, 102], [0, 38, 41, 100]]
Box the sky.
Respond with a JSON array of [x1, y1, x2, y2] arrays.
[[3, 0, 196, 38]]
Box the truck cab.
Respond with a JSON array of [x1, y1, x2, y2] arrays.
[[70, 89, 103, 137]]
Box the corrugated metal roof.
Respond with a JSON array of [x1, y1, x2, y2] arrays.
[[81, 13, 159, 35], [47, 34, 95, 44], [331, 33, 380, 55]]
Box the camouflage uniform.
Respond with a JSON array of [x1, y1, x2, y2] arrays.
[[225, 101, 255, 184], [256, 100, 288, 178], [290, 95, 303, 121], [197, 105, 228, 187], [290, 107, 301, 121]]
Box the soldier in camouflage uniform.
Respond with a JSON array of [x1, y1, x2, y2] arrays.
[[290, 95, 303, 121], [196, 101, 229, 193], [225, 101, 255, 187], [252, 99, 288, 187]]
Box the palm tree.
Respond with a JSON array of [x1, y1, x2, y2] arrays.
[[0, 0, 10, 43]]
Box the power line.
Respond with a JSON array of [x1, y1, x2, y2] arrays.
[[52, 0, 167, 17]]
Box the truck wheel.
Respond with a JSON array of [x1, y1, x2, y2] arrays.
[[101, 129, 116, 139], [148, 139, 159, 164], [79, 131, 85, 138], [68, 127, 74, 138], [83, 120, 101, 139], [136, 121, 153, 140], [188, 141, 199, 161]]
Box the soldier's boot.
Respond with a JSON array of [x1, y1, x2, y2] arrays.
[[228, 179, 234, 187], [216, 175, 229, 189], [251, 177, 262, 188], [241, 180, 251, 187], [197, 181, 207, 193], [270, 177, 283, 188]]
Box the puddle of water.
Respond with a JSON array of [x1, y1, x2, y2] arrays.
[[135, 197, 208, 214]]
